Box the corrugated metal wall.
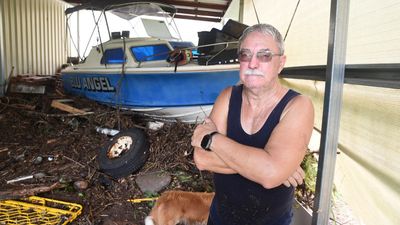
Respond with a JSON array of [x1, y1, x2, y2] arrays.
[[280, 78, 400, 225], [0, 0, 67, 81], [240, 0, 400, 224], [242, 0, 400, 67]]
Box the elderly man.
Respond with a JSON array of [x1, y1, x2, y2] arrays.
[[191, 23, 314, 225]]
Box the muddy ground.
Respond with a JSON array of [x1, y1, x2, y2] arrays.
[[0, 87, 313, 225]]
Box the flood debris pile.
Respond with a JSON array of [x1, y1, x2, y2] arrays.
[[0, 91, 212, 225], [145, 122, 196, 172]]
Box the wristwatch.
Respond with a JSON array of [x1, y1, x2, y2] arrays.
[[201, 131, 218, 151]]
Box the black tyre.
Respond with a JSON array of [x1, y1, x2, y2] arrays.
[[98, 128, 150, 178]]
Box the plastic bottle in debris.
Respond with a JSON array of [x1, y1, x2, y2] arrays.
[[95, 127, 120, 136]]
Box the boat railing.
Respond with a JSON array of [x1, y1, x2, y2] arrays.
[[203, 42, 231, 66], [136, 41, 239, 68]]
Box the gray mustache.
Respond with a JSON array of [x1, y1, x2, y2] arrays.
[[244, 69, 264, 76]]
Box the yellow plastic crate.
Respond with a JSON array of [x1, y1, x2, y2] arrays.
[[0, 196, 82, 225]]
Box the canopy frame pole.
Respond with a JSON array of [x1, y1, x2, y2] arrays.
[[103, 10, 111, 40], [312, 0, 350, 224]]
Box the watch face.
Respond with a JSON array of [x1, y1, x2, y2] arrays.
[[201, 134, 210, 150]]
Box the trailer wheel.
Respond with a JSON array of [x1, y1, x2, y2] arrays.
[[98, 128, 149, 178]]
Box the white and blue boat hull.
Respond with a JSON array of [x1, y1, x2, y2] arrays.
[[62, 66, 239, 123]]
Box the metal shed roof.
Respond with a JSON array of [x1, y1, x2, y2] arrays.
[[62, 0, 232, 22]]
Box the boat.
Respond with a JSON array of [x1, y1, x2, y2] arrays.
[[61, 1, 245, 123]]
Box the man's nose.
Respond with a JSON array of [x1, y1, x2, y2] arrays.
[[248, 54, 259, 68]]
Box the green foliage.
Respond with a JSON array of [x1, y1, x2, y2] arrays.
[[301, 152, 318, 193], [295, 151, 318, 207], [175, 171, 193, 183]]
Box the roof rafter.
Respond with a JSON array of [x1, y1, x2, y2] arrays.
[[174, 14, 221, 22], [158, 0, 227, 11], [176, 8, 224, 18]]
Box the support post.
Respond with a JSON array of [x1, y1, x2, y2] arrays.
[[312, 0, 350, 224], [0, 0, 5, 96], [77, 11, 80, 60], [239, 0, 244, 23]]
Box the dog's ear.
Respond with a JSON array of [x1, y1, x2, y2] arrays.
[[145, 216, 155, 225]]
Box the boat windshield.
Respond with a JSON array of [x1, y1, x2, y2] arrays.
[[101, 48, 127, 64], [131, 44, 170, 62]]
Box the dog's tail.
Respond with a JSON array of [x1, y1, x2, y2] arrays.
[[145, 216, 155, 225]]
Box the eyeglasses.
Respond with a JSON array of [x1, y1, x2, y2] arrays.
[[238, 49, 283, 62]]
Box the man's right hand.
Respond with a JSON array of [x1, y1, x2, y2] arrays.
[[283, 166, 305, 187]]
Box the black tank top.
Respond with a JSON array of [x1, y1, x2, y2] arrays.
[[209, 84, 300, 225]]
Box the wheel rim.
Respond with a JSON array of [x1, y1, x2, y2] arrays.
[[107, 136, 133, 158]]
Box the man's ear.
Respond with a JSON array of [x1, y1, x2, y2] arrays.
[[278, 55, 286, 74]]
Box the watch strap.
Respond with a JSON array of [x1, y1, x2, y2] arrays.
[[205, 131, 218, 150]]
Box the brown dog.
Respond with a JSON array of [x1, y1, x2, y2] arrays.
[[144, 190, 214, 225]]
